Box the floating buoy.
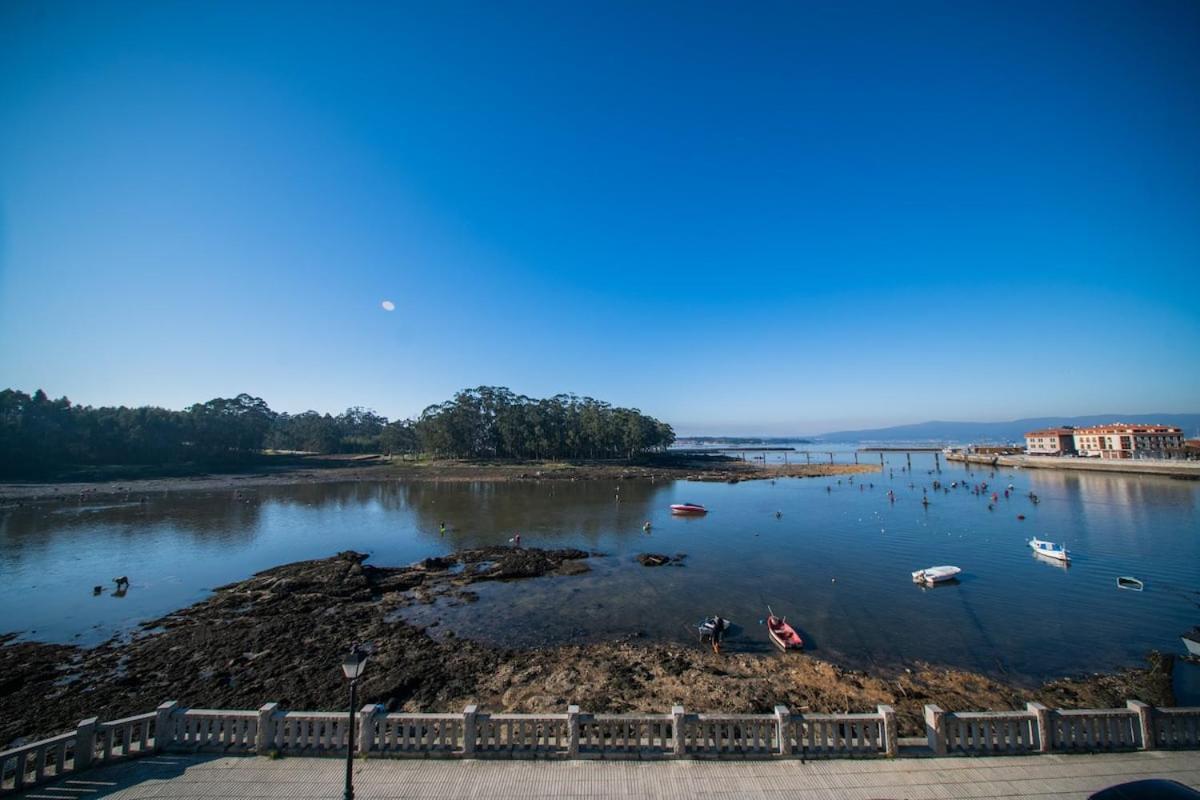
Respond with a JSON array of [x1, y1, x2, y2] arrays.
[[1017, 515, 1026, 520]]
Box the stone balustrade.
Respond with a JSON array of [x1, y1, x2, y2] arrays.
[[1052, 707, 1141, 751], [0, 708, 162, 796], [786, 710, 889, 757], [1156, 706, 1200, 748], [941, 708, 1041, 754], [3, 699, 1198, 794], [172, 707, 259, 752], [96, 712, 158, 762], [375, 712, 466, 754], [923, 700, 1198, 756], [271, 711, 351, 753], [0, 732, 76, 795], [682, 712, 778, 756]]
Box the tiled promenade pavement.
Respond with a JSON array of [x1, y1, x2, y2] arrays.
[[14, 751, 1200, 800]]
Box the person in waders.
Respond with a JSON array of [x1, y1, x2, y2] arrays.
[[711, 616, 727, 654]]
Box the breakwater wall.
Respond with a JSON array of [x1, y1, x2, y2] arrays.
[[4, 699, 1199, 793], [946, 452, 1200, 478]]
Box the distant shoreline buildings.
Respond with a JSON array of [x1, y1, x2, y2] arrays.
[[1023, 423, 1188, 460]]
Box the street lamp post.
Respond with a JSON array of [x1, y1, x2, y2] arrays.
[[341, 647, 368, 800]]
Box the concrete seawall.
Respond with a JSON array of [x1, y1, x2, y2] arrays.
[[946, 452, 1200, 478]]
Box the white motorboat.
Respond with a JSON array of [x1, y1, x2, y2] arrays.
[[912, 565, 962, 585], [1029, 538, 1069, 562], [1032, 550, 1070, 570], [1182, 627, 1200, 658]]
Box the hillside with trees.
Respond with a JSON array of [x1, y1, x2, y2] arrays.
[[413, 387, 674, 460], [0, 387, 674, 478]]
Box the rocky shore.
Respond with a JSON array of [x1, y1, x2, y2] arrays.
[[0, 454, 877, 504], [0, 548, 1173, 748]]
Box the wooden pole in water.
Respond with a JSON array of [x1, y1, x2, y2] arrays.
[[828, 452, 834, 464], [806, 452, 811, 465], [906, 452, 912, 470], [854, 452, 859, 464], [880, 453, 884, 467]]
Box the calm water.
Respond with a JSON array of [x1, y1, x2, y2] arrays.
[[2, 449, 1198, 691]]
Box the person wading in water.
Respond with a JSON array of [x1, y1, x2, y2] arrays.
[[711, 616, 727, 654]]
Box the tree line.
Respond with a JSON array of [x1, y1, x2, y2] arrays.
[[0, 386, 674, 477], [413, 387, 675, 460]]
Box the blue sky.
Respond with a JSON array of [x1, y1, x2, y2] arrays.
[[2, 1, 1198, 435]]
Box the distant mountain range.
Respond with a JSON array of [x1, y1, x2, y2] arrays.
[[810, 414, 1200, 444]]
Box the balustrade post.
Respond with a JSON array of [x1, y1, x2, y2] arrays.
[[154, 701, 179, 752], [358, 705, 378, 755], [1127, 700, 1155, 750], [671, 706, 686, 757], [923, 705, 946, 756], [463, 705, 479, 757], [773, 705, 791, 756], [878, 705, 898, 758], [75, 717, 99, 770], [566, 705, 580, 758], [1026, 702, 1052, 753], [256, 703, 279, 753]]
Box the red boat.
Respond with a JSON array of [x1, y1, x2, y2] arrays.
[[767, 612, 803, 651], [670, 503, 707, 515]]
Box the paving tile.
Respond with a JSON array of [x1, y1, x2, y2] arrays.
[[10, 751, 1200, 799]]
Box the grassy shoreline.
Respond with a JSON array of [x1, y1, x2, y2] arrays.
[[0, 453, 878, 502]]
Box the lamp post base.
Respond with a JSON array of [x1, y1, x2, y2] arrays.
[[344, 679, 358, 800]]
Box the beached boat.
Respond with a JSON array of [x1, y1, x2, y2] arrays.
[[1117, 576, 1144, 592], [912, 565, 962, 585], [697, 616, 733, 652], [1029, 538, 1069, 562], [766, 612, 803, 651], [698, 616, 732, 638], [670, 503, 708, 515], [1182, 627, 1200, 658]]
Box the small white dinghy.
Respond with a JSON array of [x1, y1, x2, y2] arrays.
[[912, 565, 961, 585], [1029, 538, 1069, 562], [1182, 627, 1200, 658]]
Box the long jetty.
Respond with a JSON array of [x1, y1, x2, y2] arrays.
[[859, 446, 945, 452], [946, 452, 1200, 478]]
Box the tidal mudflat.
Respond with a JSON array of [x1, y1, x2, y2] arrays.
[[0, 548, 1175, 746]]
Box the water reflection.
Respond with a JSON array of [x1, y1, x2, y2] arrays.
[[396, 480, 669, 550], [1, 493, 266, 551], [1032, 551, 1071, 570], [1, 454, 1197, 686]]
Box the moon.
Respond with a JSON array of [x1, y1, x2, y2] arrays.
[[381, 300, 395, 311]]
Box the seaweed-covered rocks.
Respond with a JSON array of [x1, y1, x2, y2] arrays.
[[636, 553, 686, 567]]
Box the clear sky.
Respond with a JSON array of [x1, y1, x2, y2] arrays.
[[2, 1, 1198, 435]]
